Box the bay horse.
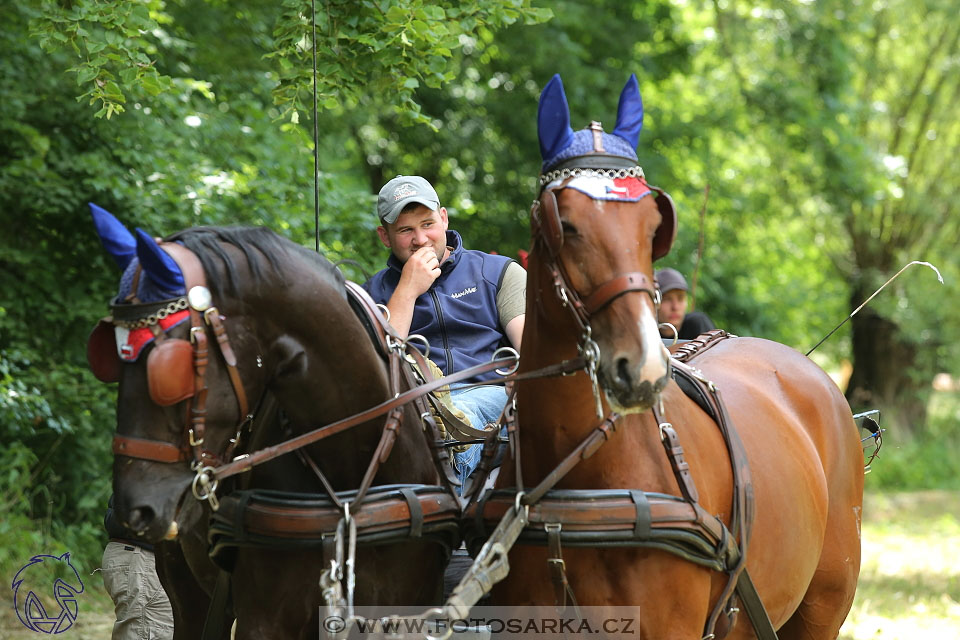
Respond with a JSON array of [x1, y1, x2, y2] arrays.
[[485, 75, 863, 639], [87, 207, 455, 638]]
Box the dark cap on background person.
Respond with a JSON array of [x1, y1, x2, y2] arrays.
[[654, 268, 688, 294], [377, 175, 441, 224]]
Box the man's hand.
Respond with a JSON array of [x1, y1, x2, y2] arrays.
[[398, 246, 442, 297], [385, 247, 442, 338]]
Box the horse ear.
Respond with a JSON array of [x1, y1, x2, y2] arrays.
[[537, 74, 575, 162], [89, 203, 136, 270], [135, 228, 185, 293], [612, 74, 644, 150]]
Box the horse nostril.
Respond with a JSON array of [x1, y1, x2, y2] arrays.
[[127, 506, 156, 532], [616, 357, 633, 388]]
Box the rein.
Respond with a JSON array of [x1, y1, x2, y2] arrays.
[[209, 355, 589, 483]]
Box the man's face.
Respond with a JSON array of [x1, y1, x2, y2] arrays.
[[658, 288, 688, 330], [376, 204, 449, 263]]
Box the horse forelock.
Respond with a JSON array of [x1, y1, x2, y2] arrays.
[[165, 226, 343, 301]]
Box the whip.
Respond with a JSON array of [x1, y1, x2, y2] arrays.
[[806, 261, 943, 356]]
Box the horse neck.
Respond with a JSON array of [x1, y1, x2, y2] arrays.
[[247, 262, 434, 488]]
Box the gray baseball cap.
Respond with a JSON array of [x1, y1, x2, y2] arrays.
[[654, 268, 688, 294], [376, 175, 440, 224]]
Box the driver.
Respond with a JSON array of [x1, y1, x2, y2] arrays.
[[363, 175, 525, 495], [655, 268, 716, 340]]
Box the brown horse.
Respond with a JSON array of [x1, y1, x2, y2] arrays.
[[88, 209, 452, 638], [489, 75, 863, 639]]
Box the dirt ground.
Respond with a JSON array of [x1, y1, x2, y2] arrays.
[[2, 491, 957, 639]]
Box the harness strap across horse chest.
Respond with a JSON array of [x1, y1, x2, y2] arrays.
[[463, 332, 778, 640]]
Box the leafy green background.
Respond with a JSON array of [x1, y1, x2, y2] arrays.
[[2, 0, 957, 587]]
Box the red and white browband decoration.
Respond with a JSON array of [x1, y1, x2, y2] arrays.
[[545, 175, 652, 202], [114, 310, 190, 361]]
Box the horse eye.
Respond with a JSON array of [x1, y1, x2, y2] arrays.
[[561, 220, 578, 236]]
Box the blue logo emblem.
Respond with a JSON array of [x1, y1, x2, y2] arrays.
[[11, 552, 84, 634]]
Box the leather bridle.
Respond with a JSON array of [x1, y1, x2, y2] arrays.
[[109, 242, 257, 471], [530, 159, 676, 414]]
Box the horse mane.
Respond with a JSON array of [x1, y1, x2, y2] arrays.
[[164, 226, 344, 300]]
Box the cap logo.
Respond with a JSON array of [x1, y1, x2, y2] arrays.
[[393, 184, 417, 201]]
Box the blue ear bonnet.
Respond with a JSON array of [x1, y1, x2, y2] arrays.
[[542, 131, 638, 173], [89, 203, 186, 304], [115, 257, 185, 304], [537, 73, 644, 174]]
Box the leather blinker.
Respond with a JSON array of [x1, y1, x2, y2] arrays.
[[87, 318, 122, 383], [146, 338, 196, 406], [537, 189, 564, 257], [650, 185, 677, 262]]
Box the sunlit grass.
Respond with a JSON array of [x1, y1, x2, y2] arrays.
[[840, 491, 960, 639]]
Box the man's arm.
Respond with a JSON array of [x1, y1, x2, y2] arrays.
[[385, 289, 418, 339], [496, 261, 527, 351], [505, 314, 524, 350]]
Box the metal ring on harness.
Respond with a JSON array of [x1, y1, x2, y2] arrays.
[[191, 465, 220, 510], [659, 322, 679, 346], [423, 608, 454, 640], [492, 346, 520, 376], [375, 303, 391, 323], [404, 334, 431, 359]]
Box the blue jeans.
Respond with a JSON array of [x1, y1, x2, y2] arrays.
[[449, 384, 508, 495]]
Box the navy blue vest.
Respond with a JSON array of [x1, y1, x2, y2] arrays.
[[363, 231, 513, 382]]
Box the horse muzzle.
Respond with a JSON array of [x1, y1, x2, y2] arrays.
[[599, 346, 671, 413]]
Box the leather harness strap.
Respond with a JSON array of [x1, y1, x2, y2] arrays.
[[582, 271, 657, 315], [112, 435, 185, 463], [207, 485, 462, 563], [523, 413, 620, 506], [545, 522, 577, 612], [213, 357, 517, 482], [653, 413, 700, 504]]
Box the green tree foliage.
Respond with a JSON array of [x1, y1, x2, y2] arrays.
[[702, 0, 959, 428], [2, 0, 551, 572]]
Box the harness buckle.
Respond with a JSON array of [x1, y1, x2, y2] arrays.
[[202, 306, 220, 325], [188, 428, 204, 447], [658, 422, 673, 442]]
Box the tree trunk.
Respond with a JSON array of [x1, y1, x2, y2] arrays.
[[845, 289, 927, 434]]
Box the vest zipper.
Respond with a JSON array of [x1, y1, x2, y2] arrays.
[[430, 289, 454, 375]]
